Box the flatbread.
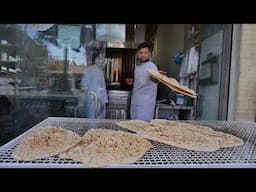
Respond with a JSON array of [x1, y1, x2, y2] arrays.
[[59, 128, 116, 159], [115, 120, 157, 133], [150, 119, 244, 148], [59, 128, 152, 168], [136, 125, 221, 152], [148, 69, 197, 98], [150, 119, 214, 132], [12, 127, 82, 161], [197, 130, 244, 148], [117, 119, 244, 151], [115, 119, 219, 151]]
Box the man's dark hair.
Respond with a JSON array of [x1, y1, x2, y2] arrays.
[[137, 42, 152, 52]]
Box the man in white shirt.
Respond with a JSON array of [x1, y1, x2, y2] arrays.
[[130, 42, 158, 121]]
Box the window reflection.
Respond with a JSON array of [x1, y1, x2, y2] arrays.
[[0, 24, 135, 146], [0, 24, 106, 145]]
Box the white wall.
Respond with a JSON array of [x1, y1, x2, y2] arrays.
[[235, 24, 256, 121]]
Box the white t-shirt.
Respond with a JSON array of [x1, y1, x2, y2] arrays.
[[131, 61, 158, 105]]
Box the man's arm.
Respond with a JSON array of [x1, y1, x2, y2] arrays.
[[150, 76, 159, 83], [149, 70, 167, 83]]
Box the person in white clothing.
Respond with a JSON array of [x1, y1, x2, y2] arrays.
[[81, 41, 108, 119], [129, 42, 159, 121]]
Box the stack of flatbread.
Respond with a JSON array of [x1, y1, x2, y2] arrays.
[[59, 129, 152, 168], [115, 119, 244, 152], [12, 127, 82, 161], [147, 69, 197, 98]]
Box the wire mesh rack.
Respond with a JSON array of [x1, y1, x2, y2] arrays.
[[0, 117, 256, 168]]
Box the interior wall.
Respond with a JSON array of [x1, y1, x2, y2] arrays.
[[153, 24, 184, 100]]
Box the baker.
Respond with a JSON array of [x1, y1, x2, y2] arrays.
[[128, 42, 160, 121]]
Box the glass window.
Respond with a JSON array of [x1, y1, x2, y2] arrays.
[[0, 24, 137, 146], [0, 24, 108, 145]]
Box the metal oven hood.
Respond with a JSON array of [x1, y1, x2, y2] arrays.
[[96, 24, 136, 49], [106, 41, 135, 49]]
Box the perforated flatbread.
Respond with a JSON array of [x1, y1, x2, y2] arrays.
[[12, 127, 82, 161], [59, 128, 152, 168]]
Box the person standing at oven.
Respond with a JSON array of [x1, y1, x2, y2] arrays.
[[81, 40, 108, 119], [127, 42, 160, 121]]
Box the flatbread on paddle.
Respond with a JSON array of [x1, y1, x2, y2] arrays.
[[12, 127, 81, 161], [59, 128, 152, 168], [148, 69, 197, 98]]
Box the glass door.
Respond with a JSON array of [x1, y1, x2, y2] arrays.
[[197, 24, 232, 120]]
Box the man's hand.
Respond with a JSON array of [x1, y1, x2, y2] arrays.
[[125, 77, 133, 86], [159, 70, 167, 76]]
